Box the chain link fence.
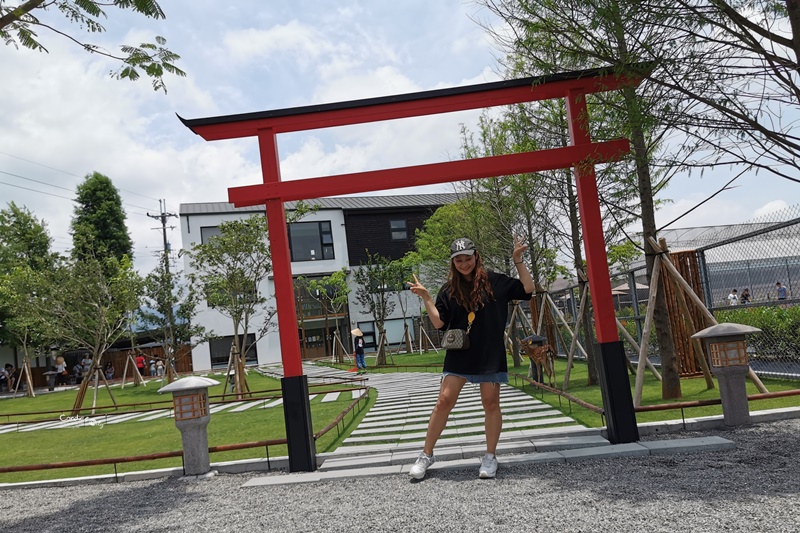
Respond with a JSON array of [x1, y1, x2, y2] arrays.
[[543, 204, 800, 381]]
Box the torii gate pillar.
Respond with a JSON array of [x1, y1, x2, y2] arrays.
[[181, 64, 648, 471]]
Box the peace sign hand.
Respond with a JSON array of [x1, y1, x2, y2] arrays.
[[407, 274, 430, 300]]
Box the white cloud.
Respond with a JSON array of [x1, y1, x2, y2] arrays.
[[8, 0, 796, 282], [221, 21, 337, 68], [753, 200, 790, 219]]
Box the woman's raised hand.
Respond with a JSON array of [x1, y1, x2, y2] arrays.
[[408, 274, 430, 300], [512, 234, 528, 264]]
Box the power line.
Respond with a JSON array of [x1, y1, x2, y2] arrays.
[[0, 170, 75, 192], [0, 181, 76, 201], [0, 150, 160, 202], [0, 170, 157, 214]]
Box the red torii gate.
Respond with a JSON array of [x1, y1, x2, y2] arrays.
[[181, 64, 645, 472]]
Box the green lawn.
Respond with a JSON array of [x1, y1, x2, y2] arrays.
[[0, 371, 374, 483]]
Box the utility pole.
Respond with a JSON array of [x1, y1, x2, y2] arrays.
[[147, 200, 179, 381]]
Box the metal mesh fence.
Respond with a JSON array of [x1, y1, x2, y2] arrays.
[[543, 204, 800, 381]]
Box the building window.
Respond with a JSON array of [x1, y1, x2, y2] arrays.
[[209, 334, 257, 367], [390, 219, 407, 241], [357, 322, 376, 349], [289, 221, 335, 261], [200, 226, 221, 244]]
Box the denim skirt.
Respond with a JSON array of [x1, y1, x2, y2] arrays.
[[442, 371, 508, 384]]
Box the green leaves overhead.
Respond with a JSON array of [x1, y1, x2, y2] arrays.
[[0, 0, 182, 92]]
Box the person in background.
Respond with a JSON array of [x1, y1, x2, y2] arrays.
[[156, 360, 165, 377], [740, 288, 751, 304], [81, 355, 92, 381], [55, 356, 68, 386], [352, 328, 366, 374], [135, 353, 146, 376], [406, 236, 534, 480], [73, 361, 83, 385], [105, 361, 114, 381], [4, 364, 17, 391], [727, 289, 739, 306], [777, 282, 788, 300], [0, 364, 10, 392], [149, 359, 156, 376]]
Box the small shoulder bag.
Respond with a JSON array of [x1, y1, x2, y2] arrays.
[[442, 311, 476, 350]]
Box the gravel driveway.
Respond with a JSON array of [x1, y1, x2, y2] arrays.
[[4, 419, 799, 533]]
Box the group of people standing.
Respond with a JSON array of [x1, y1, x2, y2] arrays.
[[135, 353, 165, 377], [728, 282, 790, 306]]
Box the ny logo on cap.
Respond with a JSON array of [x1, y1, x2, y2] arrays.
[[454, 239, 468, 250]]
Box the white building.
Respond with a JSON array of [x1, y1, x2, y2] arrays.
[[179, 194, 456, 370]]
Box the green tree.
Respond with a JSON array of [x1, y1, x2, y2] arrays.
[[0, 202, 59, 348], [185, 215, 275, 398], [480, 0, 684, 398], [0, 201, 57, 273], [388, 257, 415, 354], [71, 171, 133, 265], [0, 266, 50, 397], [297, 268, 351, 363], [37, 255, 143, 413], [139, 251, 210, 382], [405, 201, 473, 298], [353, 251, 397, 366], [0, 0, 185, 92]]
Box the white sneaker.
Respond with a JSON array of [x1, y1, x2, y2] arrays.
[[479, 454, 498, 479], [409, 452, 435, 480]]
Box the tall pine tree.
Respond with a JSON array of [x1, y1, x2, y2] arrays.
[[71, 172, 133, 264]]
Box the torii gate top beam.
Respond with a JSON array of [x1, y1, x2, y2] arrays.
[[179, 64, 652, 140]]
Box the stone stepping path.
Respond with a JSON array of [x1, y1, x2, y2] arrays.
[[260, 362, 585, 465], [0, 363, 578, 441]]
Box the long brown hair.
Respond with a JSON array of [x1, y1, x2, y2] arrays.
[[446, 250, 493, 311]]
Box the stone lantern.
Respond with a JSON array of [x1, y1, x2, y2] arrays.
[[158, 376, 219, 476], [692, 323, 762, 426]]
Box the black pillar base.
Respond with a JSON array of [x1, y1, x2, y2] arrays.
[[596, 341, 639, 443], [281, 375, 317, 472]]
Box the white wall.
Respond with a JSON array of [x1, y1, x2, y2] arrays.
[[180, 207, 350, 370]]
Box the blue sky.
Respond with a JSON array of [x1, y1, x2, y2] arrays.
[[1, 0, 796, 275]]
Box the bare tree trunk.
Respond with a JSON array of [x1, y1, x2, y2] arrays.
[[626, 87, 681, 399], [375, 328, 387, 366]]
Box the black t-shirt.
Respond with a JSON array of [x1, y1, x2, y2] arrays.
[[435, 271, 531, 375]]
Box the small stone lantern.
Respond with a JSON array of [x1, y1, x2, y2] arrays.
[[692, 323, 762, 426], [158, 376, 219, 476]]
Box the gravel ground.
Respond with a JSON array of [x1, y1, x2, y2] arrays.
[[4, 419, 800, 533]]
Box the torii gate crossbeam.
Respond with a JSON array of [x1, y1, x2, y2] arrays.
[[180, 64, 647, 472]]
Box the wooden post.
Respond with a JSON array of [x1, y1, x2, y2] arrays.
[[647, 237, 768, 394], [634, 254, 662, 407], [673, 276, 715, 389], [615, 317, 661, 380], [562, 285, 588, 388]]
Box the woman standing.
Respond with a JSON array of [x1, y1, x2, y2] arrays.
[[55, 356, 68, 387], [407, 236, 534, 480], [352, 328, 367, 374]]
